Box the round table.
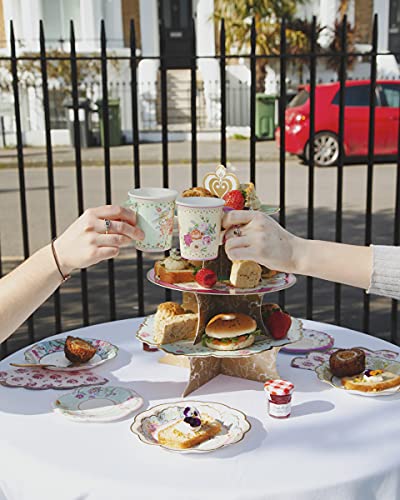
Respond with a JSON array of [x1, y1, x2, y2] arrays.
[[1, 318, 400, 500]]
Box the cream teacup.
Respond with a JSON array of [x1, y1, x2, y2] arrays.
[[128, 188, 178, 252], [176, 197, 225, 260]]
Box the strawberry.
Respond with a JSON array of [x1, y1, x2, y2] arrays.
[[223, 190, 245, 210], [265, 310, 291, 340], [195, 268, 218, 288]]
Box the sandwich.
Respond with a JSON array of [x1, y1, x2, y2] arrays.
[[202, 313, 260, 351], [154, 250, 198, 284], [342, 369, 400, 392]]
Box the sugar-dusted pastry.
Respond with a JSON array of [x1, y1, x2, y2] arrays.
[[230, 260, 262, 288], [157, 406, 221, 449], [342, 369, 400, 392], [329, 348, 366, 378], [64, 336, 96, 363]]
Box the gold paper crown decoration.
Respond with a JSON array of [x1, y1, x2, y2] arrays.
[[203, 165, 240, 198]]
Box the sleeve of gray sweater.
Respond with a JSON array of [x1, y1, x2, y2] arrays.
[[367, 245, 400, 300]]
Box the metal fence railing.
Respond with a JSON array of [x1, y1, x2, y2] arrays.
[[1, 15, 399, 359]]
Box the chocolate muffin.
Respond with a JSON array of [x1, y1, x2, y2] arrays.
[[329, 348, 366, 377]]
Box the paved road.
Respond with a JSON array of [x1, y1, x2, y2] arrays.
[[1, 150, 399, 354]]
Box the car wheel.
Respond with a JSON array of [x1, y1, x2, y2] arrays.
[[305, 132, 340, 167]]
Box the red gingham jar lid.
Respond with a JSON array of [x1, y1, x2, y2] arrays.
[[264, 379, 294, 396]]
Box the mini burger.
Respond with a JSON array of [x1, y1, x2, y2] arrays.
[[203, 313, 260, 351]]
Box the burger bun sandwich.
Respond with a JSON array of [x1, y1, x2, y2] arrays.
[[203, 313, 259, 351]]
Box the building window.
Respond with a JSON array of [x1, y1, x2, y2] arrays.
[[42, 0, 81, 48], [389, 0, 400, 61]]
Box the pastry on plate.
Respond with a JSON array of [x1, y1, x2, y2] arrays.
[[157, 406, 222, 449], [203, 313, 260, 351], [230, 260, 262, 288], [154, 302, 198, 344], [154, 251, 197, 284], [240, 182, 262, 210], [329, 348, 366, 377], [181, 187, 215, 198], [342, 369, 400, 392], [64, 336, 96, 363]]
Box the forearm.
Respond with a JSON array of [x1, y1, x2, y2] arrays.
[[294, 238, 373, 289], [0, 245, 62, 343]]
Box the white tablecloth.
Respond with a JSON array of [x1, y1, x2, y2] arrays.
[[1, 318, 400, 500]]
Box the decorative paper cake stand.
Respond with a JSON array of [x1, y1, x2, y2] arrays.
[[138, 265, 302, 397]]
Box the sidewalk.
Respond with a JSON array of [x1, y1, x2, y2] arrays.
[[0, 139, 279, 168]]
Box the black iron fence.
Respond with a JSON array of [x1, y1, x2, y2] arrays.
[[1, 15, 400, 359]]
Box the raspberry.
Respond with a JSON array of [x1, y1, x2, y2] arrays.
[[223, 190, 245, 210], [195, 268, 218, 288]]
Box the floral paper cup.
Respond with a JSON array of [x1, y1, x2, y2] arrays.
[[176, 197, 225, 260], [128, 188, 178, 252]]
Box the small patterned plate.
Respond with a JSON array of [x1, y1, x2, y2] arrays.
[[148, 268, 296, 295], [24, 338, 118, 371], [130, 400, 250, 453], [259, 204, 280, 215], [54, 386, 143, 422], [136, 314, 303, 358], [315, 356, 400, 397], [281, 329, 334, 354]]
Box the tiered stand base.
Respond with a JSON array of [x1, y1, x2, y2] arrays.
[[159, 291, 281, 397]]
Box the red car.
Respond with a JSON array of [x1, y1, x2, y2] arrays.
[[276, 80, 400, 166]]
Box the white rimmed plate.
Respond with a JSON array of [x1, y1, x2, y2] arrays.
[[281, 329, 334, 354], [54, 386, 143, 422], [130, 400, 250, 453], [136, 314, 303, 358], [315, 356, 400, 397], [24, 338, 118, 371]]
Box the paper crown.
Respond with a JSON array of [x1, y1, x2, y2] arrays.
[[203, 165, 240, 198]]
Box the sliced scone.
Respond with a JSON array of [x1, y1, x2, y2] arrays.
[[154, 313, 198, 344], [157, 416, 222, 449], [230, 260, 262, 288]]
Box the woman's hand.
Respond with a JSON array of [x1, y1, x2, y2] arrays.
[[54, 205, 144, 275], [223, 210, 301, 273]]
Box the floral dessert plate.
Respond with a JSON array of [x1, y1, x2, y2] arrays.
[[54, 386, 143, 422], [148, 268, 296, 295], [130, 400, 250, 453], [136, 314, 303, 358], [24, 338, 118, 371], [281, 329, 334, 354], [315, 355, 400, 397]]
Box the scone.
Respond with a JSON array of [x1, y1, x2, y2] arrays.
[[157, 415, 221, 449], [342, 370, 400, 392], [230, 260, 262, 288], [154, 302, 198, 344]]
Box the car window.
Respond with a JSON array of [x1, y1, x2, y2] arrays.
[[332, 85, 378, 106], [288, 90, 309, 108], [379, 84, 400, 107]]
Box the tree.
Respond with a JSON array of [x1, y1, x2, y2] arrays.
[[214, 0, 312, 92]]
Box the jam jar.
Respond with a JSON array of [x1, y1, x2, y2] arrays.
[[264, 379, 294, 419]]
